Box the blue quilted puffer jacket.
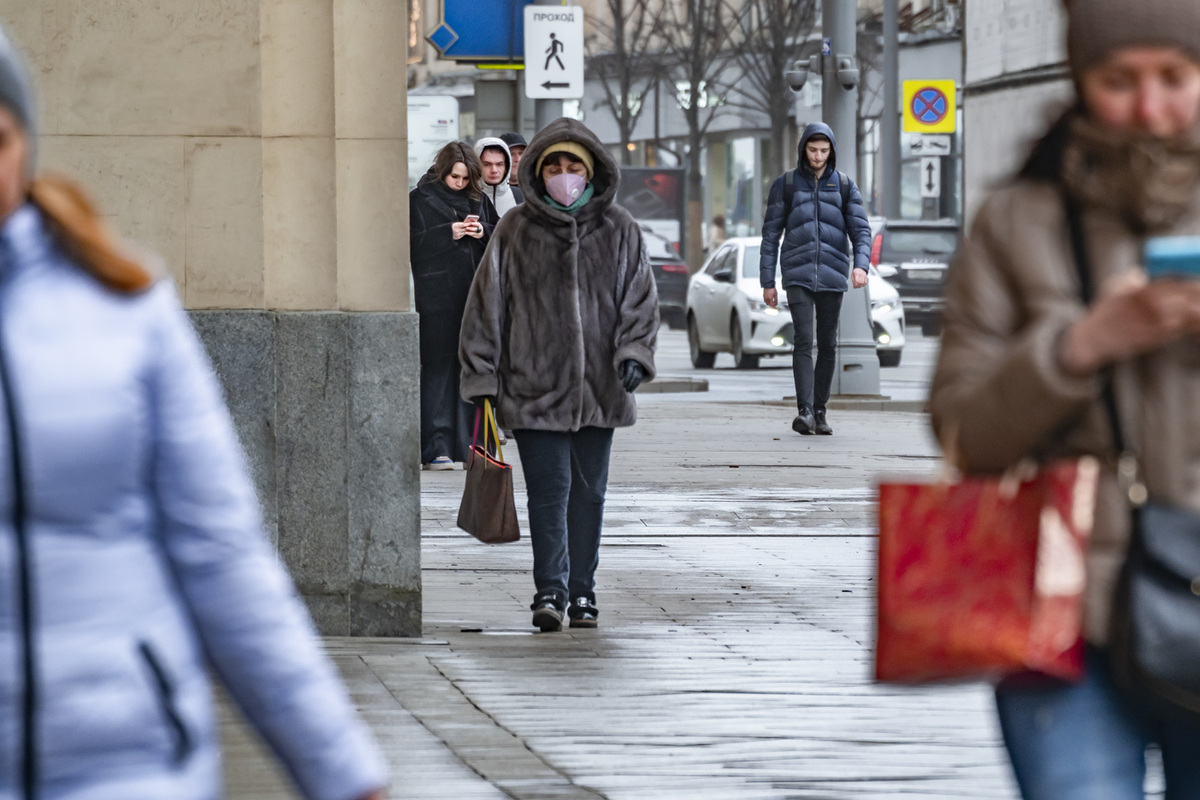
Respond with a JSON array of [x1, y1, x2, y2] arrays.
[[759, 122, 873, 293], [0, 204, 386, 800]]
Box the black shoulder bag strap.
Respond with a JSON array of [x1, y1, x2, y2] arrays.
[[783, 169, 796, 226], [838, 171, 851, 216], [1064, 190, 1200, 718], [1062, 193, 1127, 454]]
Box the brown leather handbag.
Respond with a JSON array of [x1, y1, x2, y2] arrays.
[[456, 400, 520, 544]]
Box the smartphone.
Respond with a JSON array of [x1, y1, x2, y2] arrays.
[[463, 214, 480, 224], [1145, 236, 1200, 280]]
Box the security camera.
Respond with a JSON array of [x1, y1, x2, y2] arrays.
[[785, 59, 810, 92], [786, 56, 823, 93], [836, 56, 860, 91]]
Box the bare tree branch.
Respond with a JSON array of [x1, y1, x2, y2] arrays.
[[586, 0, 665, 165], [659, 0, 742, 270], [728, 0, 819, 178]]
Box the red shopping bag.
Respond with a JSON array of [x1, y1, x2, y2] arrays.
[[875, 458, 1099, 684]]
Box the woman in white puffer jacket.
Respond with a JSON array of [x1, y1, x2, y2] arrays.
[[0, 26, 385, 800]]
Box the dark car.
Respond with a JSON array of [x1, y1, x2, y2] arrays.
[[642, 226, 689, 329], [870, 219, 961, 336]]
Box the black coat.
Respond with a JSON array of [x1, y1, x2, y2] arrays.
[[409, 179, 493, 361]]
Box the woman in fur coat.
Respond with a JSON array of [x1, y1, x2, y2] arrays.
[[410, 142, 492, 470], [459, 118, 659, 632], [0, 25, 384, 800]]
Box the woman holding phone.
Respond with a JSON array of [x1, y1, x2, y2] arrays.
[[931, 0, 1200, 796], [410, 142, 494, 470]]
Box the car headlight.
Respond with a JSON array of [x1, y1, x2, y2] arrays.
[[872, 302, 894, 314], [748, 296, 782, 315]]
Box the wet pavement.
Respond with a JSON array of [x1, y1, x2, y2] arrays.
[[223, 396, 1030, 799]]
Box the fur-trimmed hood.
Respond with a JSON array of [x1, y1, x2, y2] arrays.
[[516, 118, 620, 227], [459, 118, 657, 431]]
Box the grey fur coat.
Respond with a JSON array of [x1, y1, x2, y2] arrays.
[[459, 118, 659, 431]]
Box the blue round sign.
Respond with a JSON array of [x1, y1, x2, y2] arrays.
[[911, 88, 949, 126]]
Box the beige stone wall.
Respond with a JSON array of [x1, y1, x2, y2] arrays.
[[0, 0, 409, 312]]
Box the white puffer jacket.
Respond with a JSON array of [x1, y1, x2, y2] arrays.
[[0, 205, 386, 800]]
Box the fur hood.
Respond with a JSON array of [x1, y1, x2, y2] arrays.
[[474, 136, 518, 217], [459, 118, 657, 431]]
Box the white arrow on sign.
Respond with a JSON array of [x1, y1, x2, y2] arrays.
[[524, 6, 584, 100], [920, 156, 942, 199]]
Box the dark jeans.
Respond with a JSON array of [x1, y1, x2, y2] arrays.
[[419, 355, 473, 464], [786, 286, 843, 413], [996, 648, 1200, 799], [512, 427, 614, 606]]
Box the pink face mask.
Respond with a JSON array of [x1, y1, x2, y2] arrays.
[[546, 172, 587, 206]]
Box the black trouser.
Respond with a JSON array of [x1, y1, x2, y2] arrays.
[[512, 427, 614, 606], [419, 354, 474, 464], [786, 286, 843, 413]]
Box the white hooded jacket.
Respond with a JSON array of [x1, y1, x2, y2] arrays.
[[473, 137, 518, 217]]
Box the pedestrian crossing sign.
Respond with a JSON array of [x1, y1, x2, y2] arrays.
[[903, 80, 957, 134]]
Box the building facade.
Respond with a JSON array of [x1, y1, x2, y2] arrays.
[[962, 0, 1073, 225], [5, 0, 422, 636]]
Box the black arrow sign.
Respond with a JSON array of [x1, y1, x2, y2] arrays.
[[925, 161, 937, 192], [541, 81, 570, 89]]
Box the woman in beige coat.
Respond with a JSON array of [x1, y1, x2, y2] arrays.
[[931, 1, 1200, 797]]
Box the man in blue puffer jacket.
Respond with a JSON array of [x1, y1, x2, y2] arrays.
[[760, 123, 872, 436]]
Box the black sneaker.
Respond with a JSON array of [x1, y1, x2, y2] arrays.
[[568, 597, 599, 629], [814, 409, 833, 436], [792, 407, 816, 436], [530, 592, 564, 632]]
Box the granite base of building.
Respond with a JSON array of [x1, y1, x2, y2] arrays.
[[190, 310, 422, 637]]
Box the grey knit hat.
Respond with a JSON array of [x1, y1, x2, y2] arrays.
[[1067, 0, 1200, 77]]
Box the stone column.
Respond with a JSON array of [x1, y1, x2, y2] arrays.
[[8, 0, 421, 637]]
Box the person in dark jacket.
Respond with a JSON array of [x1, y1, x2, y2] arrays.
[[500, 132, 527, 205], [410, 142, 491, 470], [459, 119, 658, 633], [759, 122, 872, 436]]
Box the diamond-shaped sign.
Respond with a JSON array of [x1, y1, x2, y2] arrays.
[[427, 22, 459, 56], [427, 0, 531, 63]]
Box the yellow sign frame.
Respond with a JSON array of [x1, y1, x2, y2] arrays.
[[903, 80, 957, 134]]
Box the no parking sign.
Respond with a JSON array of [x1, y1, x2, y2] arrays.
[[903, 80, 957, 134]]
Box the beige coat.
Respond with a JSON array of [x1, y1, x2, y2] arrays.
[[930, 179, 1200, 644]]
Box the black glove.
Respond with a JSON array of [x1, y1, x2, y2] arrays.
[[619, 360, 645, 393]]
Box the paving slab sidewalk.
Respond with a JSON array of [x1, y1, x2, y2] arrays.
[[223, 402, 1022, 800]]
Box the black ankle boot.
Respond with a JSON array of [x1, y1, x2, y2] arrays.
[[814, 409, 833, 435], [792, 407, 816, 436], [531, 591, 564, 632]]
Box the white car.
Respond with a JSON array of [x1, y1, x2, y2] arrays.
[[686, 237, 906, 369]]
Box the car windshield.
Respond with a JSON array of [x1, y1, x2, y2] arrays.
[[883, 230, 958, 259], [742, 245, 761, 278]]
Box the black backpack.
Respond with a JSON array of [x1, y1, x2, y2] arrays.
[[782, 168, 852, 227]]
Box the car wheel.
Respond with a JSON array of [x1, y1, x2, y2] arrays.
[[688, 315, 716, 369], [730, 315, 759, 369], [878, 349, 901, 368]]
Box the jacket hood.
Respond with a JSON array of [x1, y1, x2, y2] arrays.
[[518, 118, 619, 223], [470, 137, 513, 201], [798, 122, 837, 175]]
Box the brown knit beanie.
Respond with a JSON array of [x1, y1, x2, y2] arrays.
[[1067, 0, 1200, 77]]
